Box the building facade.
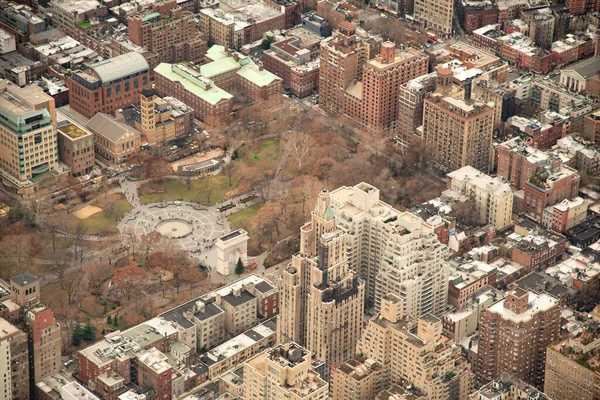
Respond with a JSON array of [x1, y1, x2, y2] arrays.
[[68, 52, 151, 119], [0, 318, 29, 400], [56, 122, 95, 177], [278, 188, 365, 381], [476, 289, 560, 389], [422, 94, 495, 174], [414, 0, 453, 34]]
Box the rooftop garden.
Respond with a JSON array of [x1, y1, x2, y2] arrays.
[[59, 123, 89, 139], [528, 171, 549, 189]]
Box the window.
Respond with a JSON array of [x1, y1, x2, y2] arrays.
[[125, 81, 130, 91], [106, 87, 112, 98], [116, 84, 121, 95]]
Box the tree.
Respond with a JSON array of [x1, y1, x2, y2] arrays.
[[103, 200, 119, 221], [261, 36, 275, 50], [29, 198, 53, 226], [139, 232, 162, 264], [144, 156, 173, 180], [72, 323, 83, 346], [107, 315, 112, 324], [199, 178, 216, 204], [284, 131, 316, 172], [124, 226, 139, 258], [452, 200, 482, 227], [223, 163, 235, 187], [25, 234, 46, 264], [70, 222, 88, 262], [82, 323, 97, 342], [113, 314, 118, 327], [112, 264, 148, 301], [236, 258, 244, 275]]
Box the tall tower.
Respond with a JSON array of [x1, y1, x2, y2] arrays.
[[278, 189, 365, 381], [140, 89, 157, 145]]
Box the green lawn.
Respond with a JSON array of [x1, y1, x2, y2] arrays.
[[72, 199, 132, 234], [228, 204, 260, 230], [248, 140, 279, 163], [139, 176, 239, 205]]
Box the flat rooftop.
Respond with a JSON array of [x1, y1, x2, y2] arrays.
[[58, 123, 92, 139]]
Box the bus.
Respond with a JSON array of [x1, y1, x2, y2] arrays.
[[426, 32, 438, 41]]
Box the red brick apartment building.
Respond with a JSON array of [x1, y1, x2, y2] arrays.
[[263, 37, 320, 98], [68, 52, 151, 119], [476, 288, 560, 389], [509, 232, 567, 273], [523, 166, 580, 224]]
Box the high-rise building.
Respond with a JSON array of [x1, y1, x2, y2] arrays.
[[397, 73, 437, 149], [328, 183, 449, 316], [56, 122, 95, 177], [476, 288, 560, 389], [447, 166, 514, 230], [422, 93, 495, 173], [358, 295, 474, 399], [318, 21, 369, 115], [0, 80, 60, 195], [128, 0, 206, 64], [243, 342, 328, 400], [362, 42, 428, 131], [332, 357, 385, 400], [0, 318, 29, 400], [544, 321, 600, 400], [10, 273, 61, 389], [414, 0, 453, 35], [278, 188, 365, 381]]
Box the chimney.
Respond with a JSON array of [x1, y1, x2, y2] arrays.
[[259, 65, 264, 71], [233, 53, 239, 62], [233, 287, 242, 297], [215, 294, 222, 306]]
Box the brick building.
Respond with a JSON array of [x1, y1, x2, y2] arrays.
[[67, 52, 151, 119], [262, 37, 320, 98], [128, 0, 206, 64], [508, 232, 567, 273], [362, 42, 428, 131], [458, 1, 498, 33], [476, 288, 561, 389], [448, 260, 497, 310], [86, 113, 141, 164]]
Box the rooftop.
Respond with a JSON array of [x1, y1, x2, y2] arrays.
[[204, 319, 276, 365], [88, 52, 148, 84], [448, 166, 512, 197], [487, 290, 558, 323], [11, 271, 39, 286], [57, 122, 93, 139], [563, 56, 600, 79]]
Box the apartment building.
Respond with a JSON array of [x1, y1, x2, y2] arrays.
[[243, 342, 328, 400], [496, 137, 552, 190], [544, 197, 588, 232], [68, 52, 151, 119], [473, 376, 552, 400], [86, 113, 141, 164], [328, 183, 449, 316], [278, 188, 365, 381], [505, 115, 566, 149], [332, 357, 385, 400], [0, 28, 15, 54], [0, 318, 29, 400], [262, 37, 320, 98], [448, 260, 497, 310], [358, 295, 474, 398], [50, 0, 107, 36], [362, 42, 428, 131], [414, 0, 453, 35], [137, 348, 173, 400], [128, 0, 206, 64], [544, 322, 600, 400], [448, 166, 514, 230], [476, 289, 560, 389], [56, 122, 94, 177], [318, 22, 369, 115], [423, 94, 495, 174], [507, 231, 567, 273], [0, 80, 59, 195], [396, 73, 437, 149], [442, 287, 501, 343]]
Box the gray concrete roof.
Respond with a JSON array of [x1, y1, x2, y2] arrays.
[[90, 52, 148, 83], [86, 112, 140, 143]]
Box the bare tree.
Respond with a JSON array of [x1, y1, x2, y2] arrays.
[[29, 198, 53, 226], [124, 226, 139, 258], [284, 131, 316, 172], [70, 222, 88, 261], [223, 163, 235, 187], [103, 200, 118, 221], [199, 178, 216, 204]]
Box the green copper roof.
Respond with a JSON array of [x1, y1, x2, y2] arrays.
[[154, 63, 233, 105], [200, 56, 241, 79], [206, 45, 228, 61], [324, 206, 334, 218]]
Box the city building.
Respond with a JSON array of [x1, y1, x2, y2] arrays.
[[278, 188, 365, 381], [472, 376, 552, 400], [505, 115, 567, 149], [154, 47, 281, 122], [457, 0, 498, 34], [362, 42, 428, 131], [497, 33, 552, 74], [0, 80, 61, 195], [262, 37, 320, 98], [199, 5, 284, 50], [318, 22, 369, 115], [423, 94, 495, 173], [332, 357, 385, 400], [448, 166, 514, 230], [495, 137, 552, 190], [476, 288, 560, 388], [414, 0, 453, 35], [128, 0, 207, 64], [68, 52, 151, 119], [448, 259, 497, 310], [545, 321, 600, 400], [0, 1, 48, 45], [543, 197, 588, 232], [358, 295, 474, 398], [559, 56, 600, 96], [50, 0, 107, 36], [507, 231, 567, 273], [36, 376, 102, 400], [86, 113, 141, 164], [0, 28, 15, 54], [121, 91, 194, 145], [550, 33, 595, 67], [0, 318, 29, 400], [56, 121, 95, 177], [328, 183, 449, 315], [396, 73, 437, 149], [243, 342, 328, 400]]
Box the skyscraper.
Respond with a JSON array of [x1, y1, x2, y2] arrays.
[[476, 288, 560, 389], [0, 318, 29, 400], [328, 183, 449, 316], [278, 189, 365, 381]]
